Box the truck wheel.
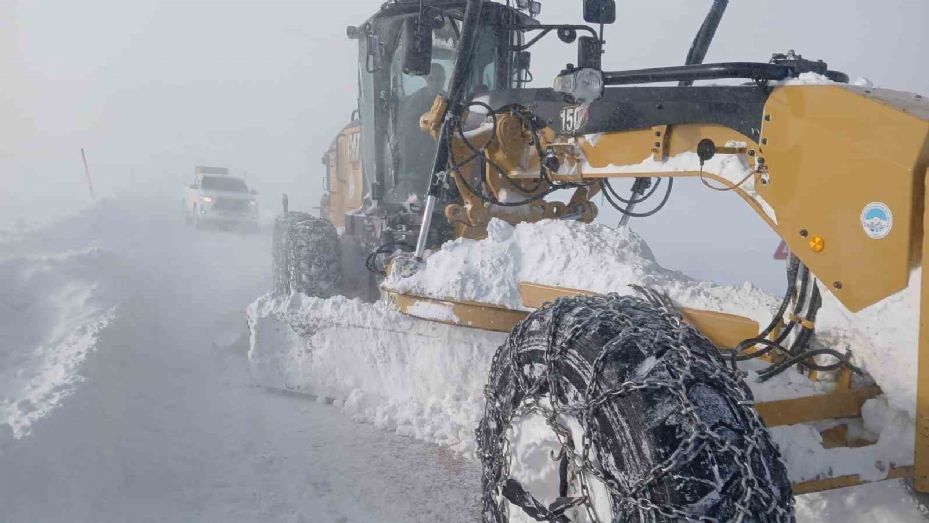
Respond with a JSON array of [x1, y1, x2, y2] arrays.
[[272, 212, 341, 297], [477, 293, 794, 522]]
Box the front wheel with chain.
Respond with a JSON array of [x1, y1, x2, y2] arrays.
[[271, 212, 341, 297], [477, 293, 794, 522]]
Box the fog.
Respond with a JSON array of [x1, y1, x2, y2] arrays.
[[3, 0, 928, 291]]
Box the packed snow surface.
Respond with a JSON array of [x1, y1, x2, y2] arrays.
[[1, 197, 481, 522], [0, 248, 117, 437]]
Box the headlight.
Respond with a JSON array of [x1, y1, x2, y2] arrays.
[[200, 196, 213, 203], [553, 67, 604, 104], [249, 200, 257, 206]]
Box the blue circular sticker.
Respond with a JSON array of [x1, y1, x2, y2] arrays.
[[860, 202, 893, 239]]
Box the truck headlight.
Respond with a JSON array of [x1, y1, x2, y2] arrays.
[[249, 200, 257, 206], [553, 67, 604, 104], [200, 196, 213, 203]]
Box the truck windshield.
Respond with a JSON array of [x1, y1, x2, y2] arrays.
[[201, 176, 248, 192]]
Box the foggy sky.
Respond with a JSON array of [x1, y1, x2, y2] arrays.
[[3, 0, 928, 291]]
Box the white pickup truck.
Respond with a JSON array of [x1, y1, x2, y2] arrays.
[[183, 166, 259, 231]]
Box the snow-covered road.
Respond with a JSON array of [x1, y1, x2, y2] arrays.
[[0, 197, 480, 522], [1, 195, 926, 522]]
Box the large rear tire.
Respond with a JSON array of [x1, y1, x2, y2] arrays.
[[477, 293, 794, 522], [271, 212, 341, 297]]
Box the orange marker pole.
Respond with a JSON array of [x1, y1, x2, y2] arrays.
[[81, 148, 96, 200]]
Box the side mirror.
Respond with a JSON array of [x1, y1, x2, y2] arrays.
[[583, 0, 616, 24], [401, 16, 433, 76]]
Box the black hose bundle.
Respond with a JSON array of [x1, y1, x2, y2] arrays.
[[365, 242, 414, 276], [720, 254, 862, 382], [446, 102, 590, 208], [599, 178, 674, 218]]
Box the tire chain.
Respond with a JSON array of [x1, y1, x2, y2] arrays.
[[477, 289, 794, 523], [271, 212, 341, 297]]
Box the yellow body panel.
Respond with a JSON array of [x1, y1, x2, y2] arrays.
[[557, 86, 929, 312], [323, 122, 364, 227], [758, 85, 929, 311]]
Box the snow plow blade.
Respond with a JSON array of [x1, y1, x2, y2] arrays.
[[386, 283, 761, 349]]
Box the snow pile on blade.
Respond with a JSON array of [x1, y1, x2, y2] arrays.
[[0, 247, 117, 439], [249, 218, 917, 481], [385, 218, 781, 324], [248, 293, 505, 453]]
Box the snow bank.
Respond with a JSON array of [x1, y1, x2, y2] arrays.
[[817, 271, 920, 416], [771, 396, 914, 482], [247, 292, 505, 453], [0, 248, 117, 438]]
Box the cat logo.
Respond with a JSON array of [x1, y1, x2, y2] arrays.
[[559, 105, 589, 134], [348, 131, 361, 164]]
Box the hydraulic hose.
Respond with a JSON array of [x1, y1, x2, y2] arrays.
[[680, 0, 729, 85]]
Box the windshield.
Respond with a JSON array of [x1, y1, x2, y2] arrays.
[[358, 9, 515, 204], [389, 17, 458, 202], [201, 176, 248, 192]]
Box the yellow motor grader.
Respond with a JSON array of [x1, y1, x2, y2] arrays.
[[273, 0, 929, 520]]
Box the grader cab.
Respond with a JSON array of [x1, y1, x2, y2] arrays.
[[318, 1, 536, 247]]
